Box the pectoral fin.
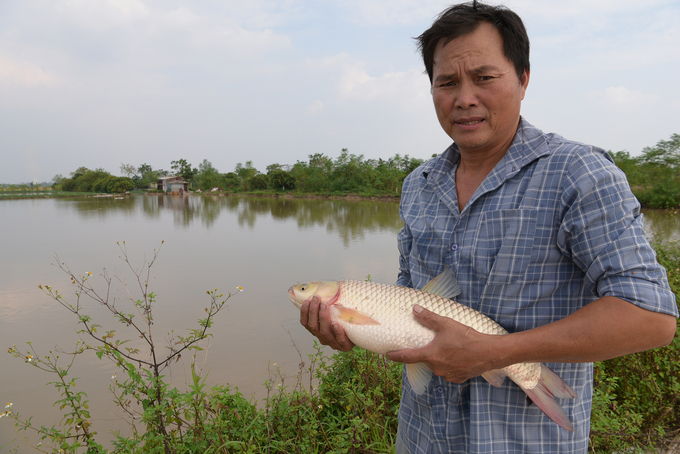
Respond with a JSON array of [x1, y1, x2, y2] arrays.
[[333, 306, 380, 325], [406, 363, 432, 395], [421, 266, 461, 300], [481, 369, 508, 388]]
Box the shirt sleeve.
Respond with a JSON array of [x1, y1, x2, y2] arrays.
[[557, 147, 678, 317]]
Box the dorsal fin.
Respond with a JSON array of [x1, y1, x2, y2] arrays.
[[421, 266, 461, 300]]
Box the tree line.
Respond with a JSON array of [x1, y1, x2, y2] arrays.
[[51, 149, 428, 196], [45, 133, 680, 207], [611, 133, 680, 209]]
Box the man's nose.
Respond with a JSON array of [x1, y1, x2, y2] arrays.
[[455, 79, 479, 109]]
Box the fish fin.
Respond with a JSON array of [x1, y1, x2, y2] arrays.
[[539, 364, 578, 399], [421, 266, 461, 300], [481, 369, 507, 388], [520, 365, 577, 432], [405, 363, 432, 395], [333, 306, 380, 325]]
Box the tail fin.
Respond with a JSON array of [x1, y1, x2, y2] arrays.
[[521, 365, 577, 432]]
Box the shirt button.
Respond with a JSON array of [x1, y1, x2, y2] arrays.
[[451, 244, 458, 251], [437, 386, 444, 393]]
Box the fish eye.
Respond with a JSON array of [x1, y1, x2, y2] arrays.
[[300, 283, 308, 291]]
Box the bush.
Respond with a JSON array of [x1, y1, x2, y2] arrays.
[[590, 240, 680, 452], [250, 174, 269, 190], [268, 170, 296, 192], [92, 175, 135, 193]]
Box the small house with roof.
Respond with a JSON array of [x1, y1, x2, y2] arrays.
[[157, 176, 189, 193]]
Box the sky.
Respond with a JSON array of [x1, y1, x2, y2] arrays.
[[1, 0, 679, 184]]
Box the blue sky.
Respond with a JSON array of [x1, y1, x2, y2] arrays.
[[1, 0, 679, 184]]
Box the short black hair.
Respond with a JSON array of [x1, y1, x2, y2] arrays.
[[416, 1, 530, 83]]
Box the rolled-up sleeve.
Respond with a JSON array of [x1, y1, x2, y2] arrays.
[[557, 148, 678, 316]]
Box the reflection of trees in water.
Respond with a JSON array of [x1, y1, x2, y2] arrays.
[[55, 196, 138, 219], [56, 195, 404, 245], [642, 209, 680, 242], [294, 199, 402, 247], [152, 195, 226, 229], [231, 197, 403, 246]]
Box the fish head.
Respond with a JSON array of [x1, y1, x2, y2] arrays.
[[288, 281, 340, 309]]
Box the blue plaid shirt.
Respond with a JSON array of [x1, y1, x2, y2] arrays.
[[396, 118, 678, 454]]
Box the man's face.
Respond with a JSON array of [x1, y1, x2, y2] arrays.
[[431, 22, 529, 157]]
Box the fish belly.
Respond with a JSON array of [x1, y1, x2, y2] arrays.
[[334, 280, 542, 387]]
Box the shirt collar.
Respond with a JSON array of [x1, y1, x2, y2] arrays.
[[421, 117, 551, 183]]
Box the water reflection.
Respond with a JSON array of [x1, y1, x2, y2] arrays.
[[642, 208, 680, 242], [55, 194, 404, 243], [54, 196, 680, 245]]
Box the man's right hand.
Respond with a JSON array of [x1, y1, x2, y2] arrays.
[[300, 295, 355, 352]]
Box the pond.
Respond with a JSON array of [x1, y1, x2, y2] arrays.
[[0, 195, 678, 450]]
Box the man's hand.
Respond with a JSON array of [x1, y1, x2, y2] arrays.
[[387, 305, 499, 383], [300, 295, 355, 352]]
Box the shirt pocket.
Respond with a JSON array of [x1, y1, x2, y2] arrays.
[[471, 209, 537, 285]]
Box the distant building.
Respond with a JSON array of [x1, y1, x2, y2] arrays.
[[157, 176, 189, 193]]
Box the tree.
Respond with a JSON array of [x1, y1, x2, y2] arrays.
[[222, 172, 241, 190], [235, 161, 258, 191], [135, 163, 158, 190], [138, 163, 153, 176], [52, 174, 65, 189], [268, 170, 296, 191], [120, 163, 137, 178], [196, 159, 222, 191], [170, 159, 197, 183], [250, 174, 269, 190]]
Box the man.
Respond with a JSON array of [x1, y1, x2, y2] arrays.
[[300, 2, 678, 453]]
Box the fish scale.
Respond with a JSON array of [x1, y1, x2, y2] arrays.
[[336, 279, 541, 389], [288, 267, 578, 431]]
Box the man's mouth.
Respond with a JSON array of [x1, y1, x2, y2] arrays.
[[455, 118, 485, 129]]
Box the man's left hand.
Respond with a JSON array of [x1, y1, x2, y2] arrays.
[[386, 305, 500, 383]]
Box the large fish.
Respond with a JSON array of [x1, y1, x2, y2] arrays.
[[288, 267, 577, 431]]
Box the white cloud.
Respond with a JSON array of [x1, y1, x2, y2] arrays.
[[334, 0, 449, 26], [58, 0, 150, 30], [307, 53, 430, 110], [593, 86, 659, 107], [0, 56, 54, 87], [307, 100, 324, 115]]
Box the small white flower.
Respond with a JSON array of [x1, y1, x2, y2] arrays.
[[236, 286, 243, 292], [111, 374, 117, 380], [4, 403, 11, 409]]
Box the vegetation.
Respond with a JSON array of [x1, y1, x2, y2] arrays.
[[2, 241, 679, 453], [589, 239, 680, 452], [612, 133, 680, 208], [3, 133, 678, 206]]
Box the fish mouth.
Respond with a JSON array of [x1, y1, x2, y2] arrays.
[[288, 286, 302, 309]]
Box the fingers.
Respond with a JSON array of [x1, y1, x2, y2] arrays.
[[412, 304, 445, 330], [388, 306, 490, 384], [300, 297, 354, 352]]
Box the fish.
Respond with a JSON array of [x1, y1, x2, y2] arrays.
[[288, 267, 577, 431]]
